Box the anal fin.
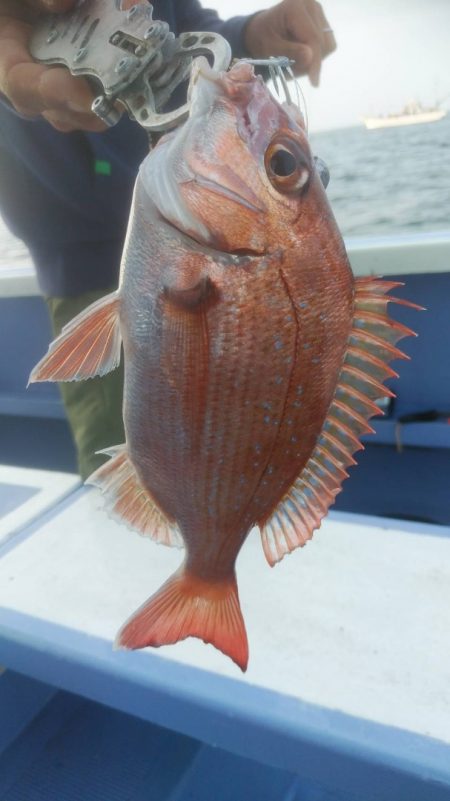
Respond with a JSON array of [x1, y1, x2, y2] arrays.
[[29, 291, 121, 383], [87, 445, 183, 548]]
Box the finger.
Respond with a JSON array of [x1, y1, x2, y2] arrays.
[[41, 109, 79, 132], [41, 108, 108, 132], [38, 65, 96, 113], [0, 17, 103, 123], [5, 59, 109, 129], [270, 37, 314, 77], [39, 68, 123, 127], [0, 18, 45, 111], [4, 57, 94, 116], [283, 2, 323, 86], [310, 1, 337, 57]]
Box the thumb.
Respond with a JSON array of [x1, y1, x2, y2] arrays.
[[274, 39, 314, 74]]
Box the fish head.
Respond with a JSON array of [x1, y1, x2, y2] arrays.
[[139, 59, 330, 257]]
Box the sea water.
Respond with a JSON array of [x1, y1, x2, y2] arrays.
[[0, 115, 449, 268], [310, 114, 450, 236]]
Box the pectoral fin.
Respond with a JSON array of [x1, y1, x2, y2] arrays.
[[29, 291, 121, 384]]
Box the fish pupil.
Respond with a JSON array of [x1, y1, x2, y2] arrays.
[[270, 149, 297, 177]]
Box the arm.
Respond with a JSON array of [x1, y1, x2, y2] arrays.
[[175, 0, 336, 85], [0, 0, 337, 132]]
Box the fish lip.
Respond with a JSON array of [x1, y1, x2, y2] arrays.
[[181, 175, 266, 215]]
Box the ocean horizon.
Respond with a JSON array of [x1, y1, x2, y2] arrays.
[[1, 114, 449, 268]]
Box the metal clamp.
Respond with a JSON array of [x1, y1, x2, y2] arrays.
[[30, 0, 232, 131]]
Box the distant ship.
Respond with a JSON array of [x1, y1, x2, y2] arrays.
[[363, 101, 447, 130]]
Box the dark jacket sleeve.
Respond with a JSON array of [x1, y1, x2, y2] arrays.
[[173, 1, 252, 59]]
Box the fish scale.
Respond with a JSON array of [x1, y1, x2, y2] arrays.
[[29, 59, 419, 671], [251, 258, 352, 521], [206, 270, 295, 534]]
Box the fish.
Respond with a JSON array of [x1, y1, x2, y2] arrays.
[[30, 59, 419, 671]]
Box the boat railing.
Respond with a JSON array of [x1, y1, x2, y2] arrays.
[[1, 230, 450, 300], [1, 230, 449, 520]]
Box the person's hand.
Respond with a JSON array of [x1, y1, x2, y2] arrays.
[[0, 0, 107, 131], [244, 0, 336, 87]]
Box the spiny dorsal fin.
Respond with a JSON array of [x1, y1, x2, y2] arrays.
[[87, 445, 183, 548], [260, 277, 420, 566], [29, 291, 121, 383]]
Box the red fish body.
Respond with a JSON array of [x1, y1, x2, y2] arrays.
[[30, 60, 418, 670]]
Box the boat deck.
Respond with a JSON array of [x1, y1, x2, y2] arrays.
[[1, 232, 449, 797], [0, 474, 449, 800]]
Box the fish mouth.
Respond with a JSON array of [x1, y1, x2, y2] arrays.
[[140, 155, 265, 258], [157, 204, 264, 260], [182, 175, 266, 216], [189, 56, 256, 94]]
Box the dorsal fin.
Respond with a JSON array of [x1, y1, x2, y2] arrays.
[[260, 278, 420, 567], [87, 445, 183, 548]]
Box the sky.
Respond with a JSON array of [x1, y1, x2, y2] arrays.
[[207, 0, 450, 131]]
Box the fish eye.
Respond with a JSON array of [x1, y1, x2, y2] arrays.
[[270, 149, 297, 177], [265, 136, 310, 194]]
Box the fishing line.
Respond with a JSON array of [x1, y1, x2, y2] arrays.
[[239, 56, 308, 133]]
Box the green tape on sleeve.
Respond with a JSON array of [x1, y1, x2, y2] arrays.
[[94, 160, 112, 176]]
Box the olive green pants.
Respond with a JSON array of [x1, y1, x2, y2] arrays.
[[46, 287, 125, 480]]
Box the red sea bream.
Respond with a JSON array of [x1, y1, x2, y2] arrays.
[[30, 59, 418, 671]]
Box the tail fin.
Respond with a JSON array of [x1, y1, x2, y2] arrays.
[[116, 568, 249, 671]]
